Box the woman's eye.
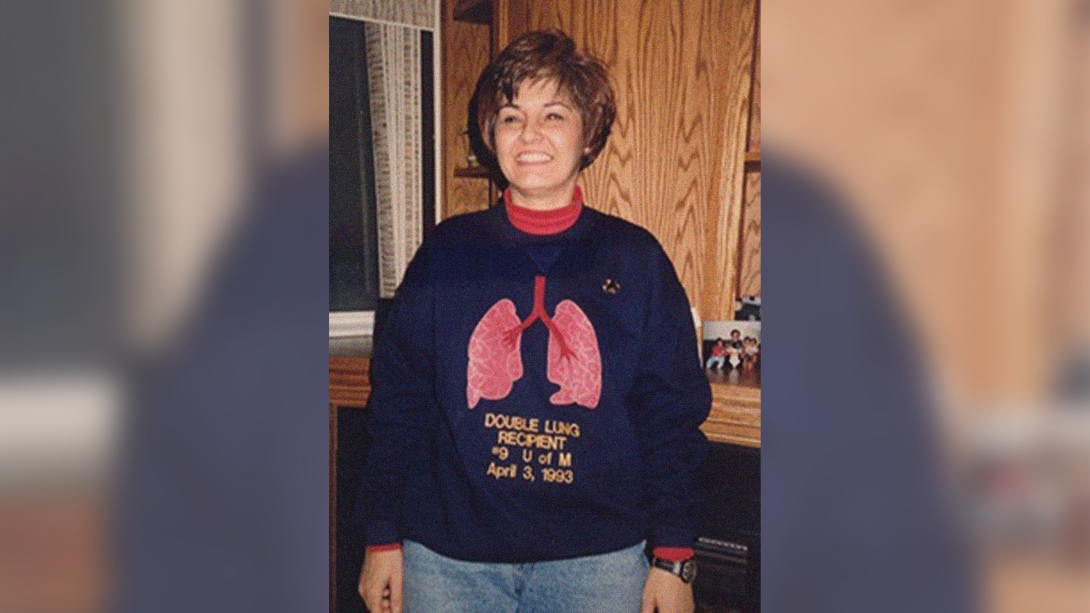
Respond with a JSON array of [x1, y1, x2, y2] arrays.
[[546, 112, 565, 121]]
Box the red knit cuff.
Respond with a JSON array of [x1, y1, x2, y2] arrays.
[[366, 543, 402, 553], [652, 546, 694, 561]]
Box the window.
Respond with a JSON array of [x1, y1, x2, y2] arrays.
[[329, 16, 435, 338]]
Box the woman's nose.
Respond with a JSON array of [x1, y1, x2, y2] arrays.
[[517, 117, 543, 142]]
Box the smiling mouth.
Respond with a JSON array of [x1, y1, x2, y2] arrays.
[[515, 152, 552, 163]]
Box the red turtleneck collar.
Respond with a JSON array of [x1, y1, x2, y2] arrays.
[[504, 186, 583, 235]]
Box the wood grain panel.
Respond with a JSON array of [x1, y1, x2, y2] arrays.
[[493, 0, 530, 51], [528, 0, 572, 33], [441, 0, 492, 219], [701, 381, 761, 448], [453, 0, 491, 24], [707, 0, 757, 322], [737, 169, 761, 297], [569, 0, 629, 220], [573, 0, 756, 321], [747, 8, 760, 153], [329, 356, 371, 406]]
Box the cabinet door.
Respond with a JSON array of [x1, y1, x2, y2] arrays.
[[491, 0, 531, 52], [332, 406, 372, 613]]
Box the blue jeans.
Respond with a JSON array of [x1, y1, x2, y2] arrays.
[[402, 540, 649, 613]]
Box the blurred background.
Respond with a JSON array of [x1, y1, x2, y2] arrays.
[[766, 0, 1090, 610], [0, 0, 1088, 610], [0, 0, 326, 611]]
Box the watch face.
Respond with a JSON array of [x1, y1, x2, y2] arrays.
[[680, 559, 697, 583], [653, 557, 697, 583]]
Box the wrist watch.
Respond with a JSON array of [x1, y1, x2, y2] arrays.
[[651, 555, 697, 584]]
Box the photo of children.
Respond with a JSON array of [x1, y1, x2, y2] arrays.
[[703, 320, 761, 382]]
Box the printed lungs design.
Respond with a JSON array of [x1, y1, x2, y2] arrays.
[[467, 276, 601, 409], [545, 301, 601, 407], [466, 299, 523, 408]]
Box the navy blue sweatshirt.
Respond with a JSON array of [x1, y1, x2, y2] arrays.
[[360, 201, 711, 563]]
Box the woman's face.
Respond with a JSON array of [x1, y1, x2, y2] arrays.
[[493, 78, 587, 206]]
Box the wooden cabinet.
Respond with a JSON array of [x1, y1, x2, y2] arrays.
[[441, 0, 560, 215], [329, 357, 370, 613], [705, 380, 761, 448], [329, 356, 371, 408], [440, 0, 495, 218]]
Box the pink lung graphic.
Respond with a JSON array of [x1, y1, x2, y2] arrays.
[[547, 300, 602, 408], [466, 276, 602, 409], [466, 299, 524, 409]]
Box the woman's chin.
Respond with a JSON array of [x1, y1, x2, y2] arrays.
[[506, 176, 576, 199]]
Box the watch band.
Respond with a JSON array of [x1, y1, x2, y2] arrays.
[[651, 555, 697, 584]]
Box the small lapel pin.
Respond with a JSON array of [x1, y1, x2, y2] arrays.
[[602, 278, 621, 295]]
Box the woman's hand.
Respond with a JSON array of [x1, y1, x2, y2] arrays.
[[640, 567, 695, 613], [358, 548, 404, 613]]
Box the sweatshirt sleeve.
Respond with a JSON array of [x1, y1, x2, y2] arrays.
[[629, 242, 712, 549], [358, 241, 436, 546]]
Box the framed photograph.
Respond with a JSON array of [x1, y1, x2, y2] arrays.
[[703, 320, 761, 378]]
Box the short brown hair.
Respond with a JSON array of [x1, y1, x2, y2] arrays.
[[469, 30, 616, 174]]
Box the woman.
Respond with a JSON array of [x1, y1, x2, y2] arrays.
[[358, 30, 710, 613]]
